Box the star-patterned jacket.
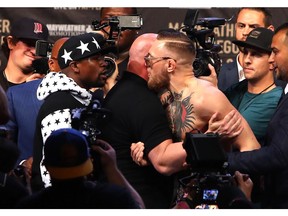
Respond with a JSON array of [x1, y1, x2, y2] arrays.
[[31, 72, 92, 190]]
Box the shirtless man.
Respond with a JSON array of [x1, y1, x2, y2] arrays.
[[131, 30, 260, 165]]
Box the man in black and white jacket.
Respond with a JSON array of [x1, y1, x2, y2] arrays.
[[31, 32, 113, 192]]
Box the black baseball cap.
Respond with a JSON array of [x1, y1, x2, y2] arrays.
[[233, 27, 274, 53], [58, 32, 115, 69], [43, 128, 93, 180], [10, 17, 49, 41]]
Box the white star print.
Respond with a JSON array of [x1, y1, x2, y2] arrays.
[[92, 37, 101, 50], [77, 40, 90, 54], [61, 49, 72, 64]]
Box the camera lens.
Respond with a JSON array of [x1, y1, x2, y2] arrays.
[[103, 56, 116, 78]]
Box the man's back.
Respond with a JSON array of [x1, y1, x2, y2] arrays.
[[5, 79, 42, 164]]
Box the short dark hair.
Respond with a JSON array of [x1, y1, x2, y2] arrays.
[[275, 22, 288, 34], [100, 7, 138, 17], [1, 36, 19, 59], [275, 22, 288, 44], [236, 8, 273, 27]]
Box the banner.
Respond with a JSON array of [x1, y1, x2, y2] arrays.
[[1, 7, 288, 71]]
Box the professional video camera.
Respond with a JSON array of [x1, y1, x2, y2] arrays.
[[71, 92, 110, 146], [71, 91, 111, 180], [181, 9, 228, 77], [92, 15, 143, 78], [180, 133, 234, 208], [92, 15, 143, 44], [31, 40, 54, 75], [35, 40, 54, 58]]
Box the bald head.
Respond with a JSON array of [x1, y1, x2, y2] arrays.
[[128, 33, 157, 81], [49, 37, 69, 72]]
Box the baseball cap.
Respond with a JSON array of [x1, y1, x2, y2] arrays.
[[58, 32, 115, 69], [233, 27, 274, 53], [43, 128, 93, 180], [10, 17, 49, 41]]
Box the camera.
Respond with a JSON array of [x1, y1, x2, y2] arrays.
[[92, 15, 143, 78], [103, 55, 117, 78], [35, 40, 54, 58], [71, 92, 111, 180], [179, 132, 234, 208], [71, 92, 110, 145], [182, 133, 228, 171], [92, 15, 143, 44], [32, 40, 54, 75], [181, 9, 227, 77]]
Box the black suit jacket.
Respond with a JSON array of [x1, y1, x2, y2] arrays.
[[218, 59, 239, 92], [228, 91, 288, 208]]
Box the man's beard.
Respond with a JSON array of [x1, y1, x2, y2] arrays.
[[90, 79, 105, 88], [276, 68, 288, 83], [148, 69, 170, 93]]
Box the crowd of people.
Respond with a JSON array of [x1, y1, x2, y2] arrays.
[[1, 7, 288, 210]]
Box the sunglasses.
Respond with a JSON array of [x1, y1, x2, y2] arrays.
[[144, 53, 176, 68]]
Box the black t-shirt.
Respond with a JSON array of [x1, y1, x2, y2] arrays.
[[0, 71, 25, 91], [100, 71, 175, 209]]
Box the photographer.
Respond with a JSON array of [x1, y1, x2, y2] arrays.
[[99, 8, 140, 77], [16, 128, 144, 208], [31, 32, 113, 192]]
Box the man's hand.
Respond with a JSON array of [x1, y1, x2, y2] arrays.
[[90, 139, 117, 171], [21, 157, 33, 179], [25, 73, 45, 82], [130, 142, 150, 166], [234, 171, 253, 201], [198, 63, 218, 87], [206, 110, 243, 139]]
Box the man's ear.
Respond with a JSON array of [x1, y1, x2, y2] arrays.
[[69, 61, 80, 73], [6, 36, 16, 49], [267, 25, 275, 32], [167, 59, 176, 73]]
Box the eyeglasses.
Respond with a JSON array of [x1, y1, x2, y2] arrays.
[[144, 53, 175, 68]]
